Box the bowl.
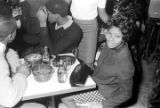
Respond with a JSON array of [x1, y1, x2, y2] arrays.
[[24, 53, 42, 66], [32, 63, 54, 82]]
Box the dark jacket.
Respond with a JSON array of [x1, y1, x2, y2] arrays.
[[39, 20, 82, 55], [92, 43, 135, 107]]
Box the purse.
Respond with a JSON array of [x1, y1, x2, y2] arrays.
[[69, 59, 93, 87]]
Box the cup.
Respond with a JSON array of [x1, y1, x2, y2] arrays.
[[57, 61, 68, 83]]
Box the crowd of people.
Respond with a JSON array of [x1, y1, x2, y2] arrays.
[[0, 0, 148, 108]]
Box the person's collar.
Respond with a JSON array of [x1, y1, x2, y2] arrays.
[[0, 42, 6, 53], [110, 41, 126, 52], [19, 0, 25, 3], [55, 16, 73, 30]]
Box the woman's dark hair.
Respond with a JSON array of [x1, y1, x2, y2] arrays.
[[107, 0, 137, 42]]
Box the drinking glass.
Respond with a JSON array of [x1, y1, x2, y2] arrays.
[[57, 60, 68, 83]]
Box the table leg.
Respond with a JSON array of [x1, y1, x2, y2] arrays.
[[48, 97, 56, 108]]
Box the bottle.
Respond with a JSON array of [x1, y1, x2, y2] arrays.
[[57, 61, 68, 83], [42, 46, 50, 63]]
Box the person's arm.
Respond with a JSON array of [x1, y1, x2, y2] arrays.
[[118, 51, 135, 80], [98, 8, 110, 23], [97, 0, 110, 23], [39, 26, 53, 49], [36, 7, 53, 49], [19, 0, 31, 29], [6, 49, 21, 74], [0, 55, 30, 107], [52, 23, 82, 55]]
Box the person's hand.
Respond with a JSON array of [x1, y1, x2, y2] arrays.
[[16, 19, 21, 28], [12, 7, 22, 18], [16, 64, 31, 78], [103, 29, 110, 40], [36, 7, 48, 27], [103, 29, 108, 34], [106, 19, 112, 26]]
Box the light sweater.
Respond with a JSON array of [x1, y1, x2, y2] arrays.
[[0, 43, 27, 107], [70, 0, 107, 20]]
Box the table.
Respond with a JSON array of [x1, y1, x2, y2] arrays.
[[22, 54, 96, 101]]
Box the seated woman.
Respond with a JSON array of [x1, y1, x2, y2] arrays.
[[61, 14, 135, 108]]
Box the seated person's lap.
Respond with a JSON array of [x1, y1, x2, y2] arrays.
[[14, 102, 46, 108]]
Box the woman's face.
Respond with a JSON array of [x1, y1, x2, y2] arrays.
[[105, 26, 123, 48]]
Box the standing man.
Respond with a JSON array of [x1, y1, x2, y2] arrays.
[[65, 0, 110, 69]]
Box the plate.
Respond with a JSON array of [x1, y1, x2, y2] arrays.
[[51, 55, 76, 67]]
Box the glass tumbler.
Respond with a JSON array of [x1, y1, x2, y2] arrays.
[[57, 61, 68, 83]]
